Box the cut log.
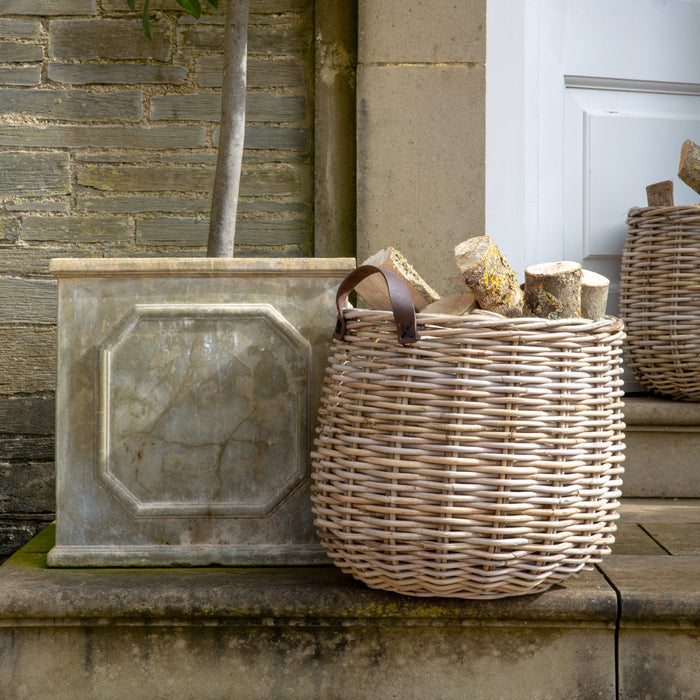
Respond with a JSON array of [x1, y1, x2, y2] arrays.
[[581, 269, 610, 320], [581, 270, 609, 320], [524, 261, 582, 319], [678, 139, 700, 196], [646, 180, 674, 207], [354, 247, 440, 311], [454, 236, 523, 317], [421, 290, 477, 316]]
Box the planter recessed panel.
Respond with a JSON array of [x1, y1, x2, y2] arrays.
[[47, 257, 355, 566], [97, 304, 310, 518]]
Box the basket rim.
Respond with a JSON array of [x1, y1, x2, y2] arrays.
[[342, 308, 624, 332], [628, 204, 700, 219]]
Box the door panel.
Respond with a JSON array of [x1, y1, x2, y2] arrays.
[[487, 0, 700, 389], [564, 84, 700, 275], [487, 0, 700, 290]]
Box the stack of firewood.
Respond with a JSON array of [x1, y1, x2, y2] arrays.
[[356, 139, 700, 321], [355, 240, 610, 321], [646, 138, 700, 207]]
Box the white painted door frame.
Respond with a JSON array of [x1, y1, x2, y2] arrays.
[[486, 0, 700, 284]]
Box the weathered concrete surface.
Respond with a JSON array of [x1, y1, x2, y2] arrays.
[[606, 499, 700, 699], [0, 525, 617, 699], [623, 396, 700, 497], [314, 0, 357, 259], [356, 0, 486, 295], [600, 555, 700, 700], [49, 257, 355, 567], [3, 500, 698, 697]]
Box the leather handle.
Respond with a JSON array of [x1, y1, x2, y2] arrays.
[[333, 265, 419, 344]]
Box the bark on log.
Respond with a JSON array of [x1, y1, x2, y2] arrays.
[[524, 261, 582, 319], [454, 236, 523, 317], [646, 180, 674, 207], [678, 139, 700, 196], [355, 247, 440, 311], [421, 290, 477, 316], [581, 269, 610, 320]]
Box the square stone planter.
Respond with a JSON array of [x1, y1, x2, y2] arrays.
[[48, 257, 355, 567]]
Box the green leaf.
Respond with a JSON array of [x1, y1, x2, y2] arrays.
[[141, 0, 152, 39], [128, 0, 218, 37], [176, 0, 202, 18]]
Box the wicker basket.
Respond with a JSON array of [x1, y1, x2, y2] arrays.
[[620, 205, 700, 401], [311, 266, 626, 599]]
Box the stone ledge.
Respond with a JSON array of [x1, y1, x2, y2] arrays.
[[624, 394, 700, 427], [0, 525, 616, 626], [618, 498, 700, 523], [4, 502, 700, 698], [600, 555, 700, 624], [621, 396, 700, 497], [0, 525, 619, 697], [49, 256, 356, 278], [601, 497, 700, 700]]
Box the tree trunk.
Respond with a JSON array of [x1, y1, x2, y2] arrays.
[[207, 0, 249, 257]]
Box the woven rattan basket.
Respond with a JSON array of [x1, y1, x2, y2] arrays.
[[311, 266, 626, 599], [620, 205, 700, 400]]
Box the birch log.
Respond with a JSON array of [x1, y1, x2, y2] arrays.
[[581, 269, 610, 320], [355, 247, 440, 311], [524, 261, 582, 319], [678, 139, 700, 196], [454, 236, 523, 317]]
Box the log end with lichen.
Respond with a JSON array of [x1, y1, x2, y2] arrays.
[[456, 236, 523, 317]]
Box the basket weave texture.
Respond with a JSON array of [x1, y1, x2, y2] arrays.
[[620, 205, 700, 400], [311, 310, 626, 599]]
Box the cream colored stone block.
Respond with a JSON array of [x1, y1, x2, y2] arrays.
[[359, 0, 485, 63], [623, 396, 700, 497], [48, 257, 355, 566], [357, 64, 485, 294]]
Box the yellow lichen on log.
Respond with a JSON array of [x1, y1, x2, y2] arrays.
[[454, 236, 523, 317], [524, 261, 582, 319], [678, 139, 700, 196]]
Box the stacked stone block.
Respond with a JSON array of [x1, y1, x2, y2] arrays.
[[0, 0, 314, 560]]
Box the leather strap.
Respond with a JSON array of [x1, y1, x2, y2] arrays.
[[333, 265, 419, 345]]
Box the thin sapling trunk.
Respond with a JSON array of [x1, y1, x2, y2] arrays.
[[131, 0, 249, 257], [207, 0, 249, 257]]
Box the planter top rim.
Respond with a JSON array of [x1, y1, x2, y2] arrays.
[[50, 257, 356, 278]]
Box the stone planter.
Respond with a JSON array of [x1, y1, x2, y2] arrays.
[[48, 257, 355, 567]]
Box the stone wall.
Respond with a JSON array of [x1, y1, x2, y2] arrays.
[[356, 0, 486, 295], [0, 0, 316, 559]]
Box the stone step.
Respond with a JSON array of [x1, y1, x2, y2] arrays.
[[0, 499, 698, 699], [608, 498, 700, 699], [623, 396, 700, 497]]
